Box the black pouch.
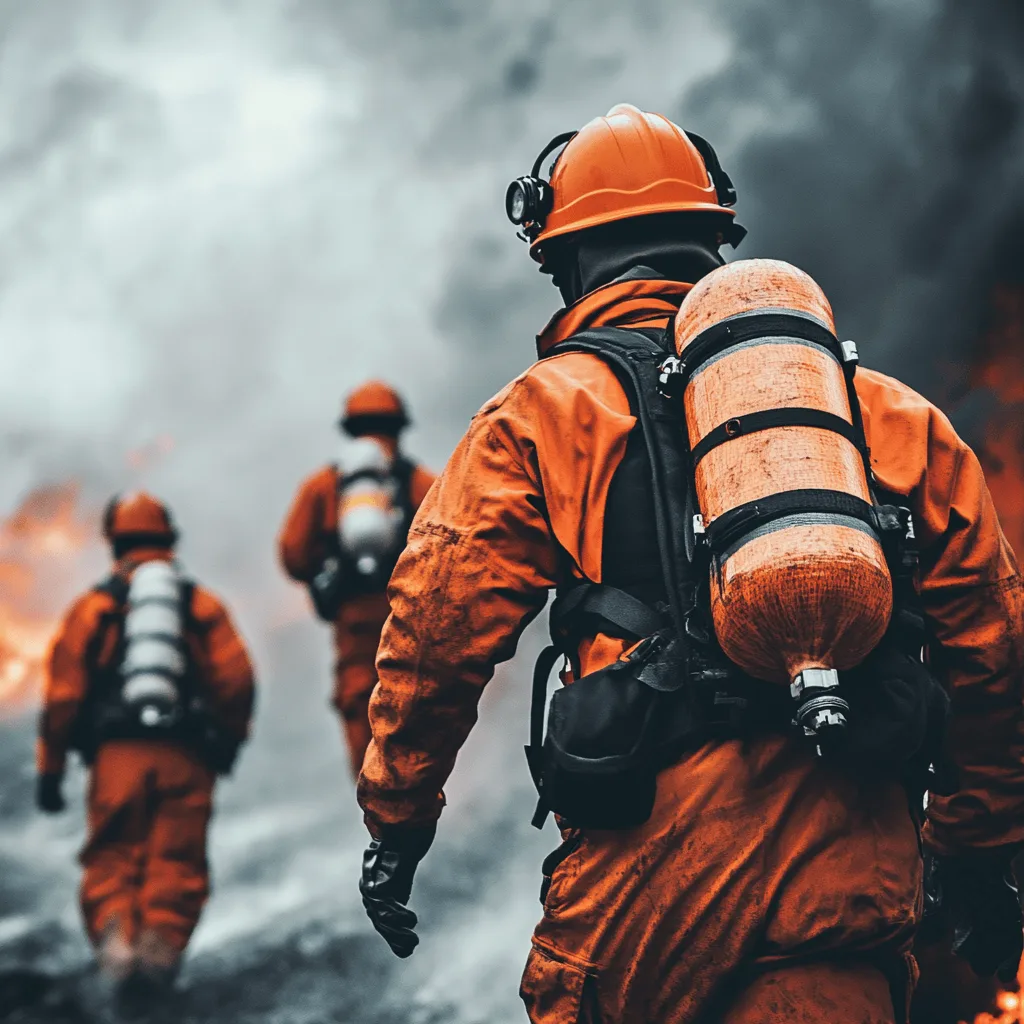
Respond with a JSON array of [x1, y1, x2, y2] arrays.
[[527, 635, 690, 830], [308, 557, 344, 622], [192, 713, 241, 775]]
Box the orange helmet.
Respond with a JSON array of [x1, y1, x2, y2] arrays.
[[340, 380, 409, 437], [505, 103, 745, 263], [102, 491, 178, 545]]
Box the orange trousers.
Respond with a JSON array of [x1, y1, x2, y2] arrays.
[[80, 740, 214, 955], [333, 592, 390, 778], [522, 736, 921, 1024]]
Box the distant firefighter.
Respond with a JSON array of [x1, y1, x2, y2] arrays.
[[278, 382, 435, 778], [36, 492, 255, 998]]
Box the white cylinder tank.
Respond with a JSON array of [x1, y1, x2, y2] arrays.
[[121, 560, 185, 724], [338, 438, 403, 577]]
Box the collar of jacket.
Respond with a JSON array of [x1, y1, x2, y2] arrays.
[[114, 547, 175, 574], [536, 276, 694, 357]]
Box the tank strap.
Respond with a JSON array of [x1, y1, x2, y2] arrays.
[[690, 407, 863, 467], [705, 488, 882, 556], [93, 572, 130, 606], [391, 455, 416, 525], [658, 308, 875, 485], [670, 309, 853, 384], [87, 573, 132, 678]]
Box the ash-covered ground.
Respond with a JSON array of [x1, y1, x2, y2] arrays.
[[0, 620, 552, 1024], [1, 2, 1022, 1022]]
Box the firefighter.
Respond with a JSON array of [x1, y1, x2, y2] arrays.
[[278, 382, 436, 778], [355, 104, 1024, 1022], [36, 492, 255, 996]]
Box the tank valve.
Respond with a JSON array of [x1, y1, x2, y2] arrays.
[[790, 668, 848, 755], [356, 554, 380, 576]]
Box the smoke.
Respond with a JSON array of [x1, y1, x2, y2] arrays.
[[683, 0, 1024, 404], [1, 1, 1022, 1020]]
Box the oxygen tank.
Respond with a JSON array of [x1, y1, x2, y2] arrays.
[[338, 437, 402, 579], [121, 560, 186, 728], [672, 259, 892, 742]]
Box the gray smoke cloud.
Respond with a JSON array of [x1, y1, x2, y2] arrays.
[[685, 0, 1024, 406], [1, 1, 1022, 1021]]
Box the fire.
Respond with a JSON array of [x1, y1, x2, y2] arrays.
[[0, 483, 98, 712], [969, 283, 1024, 560], [971, 286, 1024, 402], [966, 282, 1024, 1023], [970, 984, 1024, 1024], [980, 412, 1024, 563]]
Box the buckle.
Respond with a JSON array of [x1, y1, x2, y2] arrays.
[[711, 691, 749, 728], [657, 356, 686, 399], [621, 633, 664, 665], [898, 506, 916, 542]]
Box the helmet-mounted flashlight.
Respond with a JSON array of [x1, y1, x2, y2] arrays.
[[505, 177, 550, 231], [505, 130, 578, 241]]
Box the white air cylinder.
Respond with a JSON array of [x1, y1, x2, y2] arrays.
[[121, 560, 185, 726], [338, 438, 402, 577]]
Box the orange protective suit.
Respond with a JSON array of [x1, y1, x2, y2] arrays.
[[38, 549, 255, 961], [277, 448, 435, 777], [357, 278, 1024, 1023]]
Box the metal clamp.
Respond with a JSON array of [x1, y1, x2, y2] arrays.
[[656, 356, 686, 399], [790, 667, 839, 700]]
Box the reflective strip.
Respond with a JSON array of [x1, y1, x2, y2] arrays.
[[718, 511, 880, 561], [688, 335, 842, 380]]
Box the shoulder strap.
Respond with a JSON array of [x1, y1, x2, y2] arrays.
[[179, 579, 198, 631], [392, 453, 415, 484], [543, 326, 691, 635], [391, 454, 416, 522], [549, 582, 667, 646], [93, 573, 130, 605], [85, 574, 130, 682]]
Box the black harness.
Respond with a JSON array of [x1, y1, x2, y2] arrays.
[[71, 570, 205, 762], [308, 455, 417, 621], [526, 320, 927, 829], [338, 453, 417, 590]]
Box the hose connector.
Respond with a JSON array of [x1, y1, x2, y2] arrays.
[[791, 668, 848, 755]]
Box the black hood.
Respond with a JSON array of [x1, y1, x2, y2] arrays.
[[545, 214, 729, 305]]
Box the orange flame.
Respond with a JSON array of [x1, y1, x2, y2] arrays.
[[970, 982, 1023, 1023], [970, 967, 1024, 1024], [0, 483, 98, 713], [971, 286, 1024, 402], [969, 283, 1024, 561], [968, 282, 1024, 1023]]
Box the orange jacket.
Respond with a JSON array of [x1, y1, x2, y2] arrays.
[[38, 549, 256, 776], [278, 450, 436, 585], [357, 277, 1024, 857]]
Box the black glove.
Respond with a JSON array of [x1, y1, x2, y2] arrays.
[[36, 773, 66, 814], [359, 824, 436, 958], [195, 713, 242, 776], [932, 849, 1023, 981]]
